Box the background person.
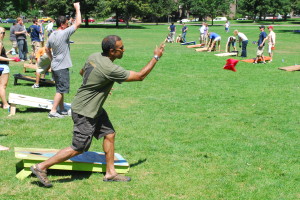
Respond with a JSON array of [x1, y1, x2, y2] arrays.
[[14, 17, 28, 61], [46, 2, 81, 118], [224, 20, 230, 33], [207, 32, 221, 52], [9, 23, 18, 55], [253, 25, 267, 64], [0, 27, 19, 109], [30, 35, 165, 187], [168, 22, 176, 43], [181, 23, 188, 43], [264, 26, 276, 62], [32, 46, 51, 89], [234, 30, 248, 57], [45, 20, 54, 37], [28, 19, 42, 64], [225, 36, 236, 52]]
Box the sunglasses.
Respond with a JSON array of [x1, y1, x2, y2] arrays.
[[0, 32, 5, 35]]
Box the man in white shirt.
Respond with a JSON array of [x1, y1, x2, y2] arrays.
[[234, 30, 248, 57]]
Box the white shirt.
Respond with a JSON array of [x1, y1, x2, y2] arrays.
[[268, 31, 276, 46], [238, 32, 248, 41], [45, 22, 54, 32], [199, 25, 205, 34]]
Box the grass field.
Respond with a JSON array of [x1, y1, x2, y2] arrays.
[[0, 22, 299, 199]]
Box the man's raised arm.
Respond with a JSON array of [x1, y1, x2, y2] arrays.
[[73, 2, 81, 30], [126, 44, 165, 82]]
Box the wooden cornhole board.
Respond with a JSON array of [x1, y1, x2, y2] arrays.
[[8, 93, 71, 116], [241, 56, 271, 63], [195, 47, 209, 52], [215, 52, 238, 57], [15, 147, 130, 180], [186, 44, 205, 48], [278, 65, 300, 71], [13, 73, 55, 86]]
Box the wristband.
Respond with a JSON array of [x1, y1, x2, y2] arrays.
[[154, 55, 160, 61]]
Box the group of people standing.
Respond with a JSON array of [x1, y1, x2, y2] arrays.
[[167, 22, 188, 43], [167, 21, 276, 62]]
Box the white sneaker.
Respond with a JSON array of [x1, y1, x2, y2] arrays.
[[48, 112, 64, 118], [32, 84, 39, 89]]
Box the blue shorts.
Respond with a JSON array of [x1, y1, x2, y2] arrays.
[[0, 64, 10, 74]]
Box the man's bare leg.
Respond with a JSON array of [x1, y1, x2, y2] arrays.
[[50, 93, 64, 113], [38, 147, 82, 171], [103, 133, 117, 178], [103, 133, 131, 181]]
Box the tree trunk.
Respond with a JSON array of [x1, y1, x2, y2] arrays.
[[116, 10, 119, 28], [85, 15, 89, 27]]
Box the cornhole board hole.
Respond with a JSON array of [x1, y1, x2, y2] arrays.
[[15, 147, 130, 180], [181, 41, 196, 45], [186, 44, 205, 48], [241, 56, 271, 63], [215, 52, 238, 57], [195, 47, 208, 52], [278, 65, 300, 71], [13, 73, 55, 86], [8, 93, 71, 116], [23, 64, 37, 73]]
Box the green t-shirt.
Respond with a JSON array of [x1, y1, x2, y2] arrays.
[[71, 53, 130, 118]]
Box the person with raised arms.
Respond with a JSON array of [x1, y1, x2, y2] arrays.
[[30, 35, 165, 187]]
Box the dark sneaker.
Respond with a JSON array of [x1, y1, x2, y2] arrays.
[[30, 164, 53, 187], [103, 174, 131, 182], [48, 112, 64, 118]]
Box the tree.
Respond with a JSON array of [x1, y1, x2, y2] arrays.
[[147, 0, 178, 24], [189, 0, 233, 25], [100, 0, 150, 28]]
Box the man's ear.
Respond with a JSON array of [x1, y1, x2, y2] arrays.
[[108, 48, 115, 56]]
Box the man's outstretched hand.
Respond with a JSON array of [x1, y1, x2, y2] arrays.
[[154, 43, 165, 58]]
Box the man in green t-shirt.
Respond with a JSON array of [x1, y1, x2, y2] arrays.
[[30, 35, 165, 187]]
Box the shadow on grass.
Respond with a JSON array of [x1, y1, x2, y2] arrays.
[[17, 107, 50, 113], [276, 30, 300, 34], [130, 158, 147, 168], [13, 83, 54, 87], [82, 24, 147, 29], [0, 134, 9, 137], [235, 20, 254, 23], [30, 169, 93, 187]]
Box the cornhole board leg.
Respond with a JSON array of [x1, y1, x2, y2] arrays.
[[9, 103, 16, 116], [14, 76, 18, 85], [16, 168, 32, 180]]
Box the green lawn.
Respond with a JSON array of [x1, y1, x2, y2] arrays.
[[0, 22, 299, 199]]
